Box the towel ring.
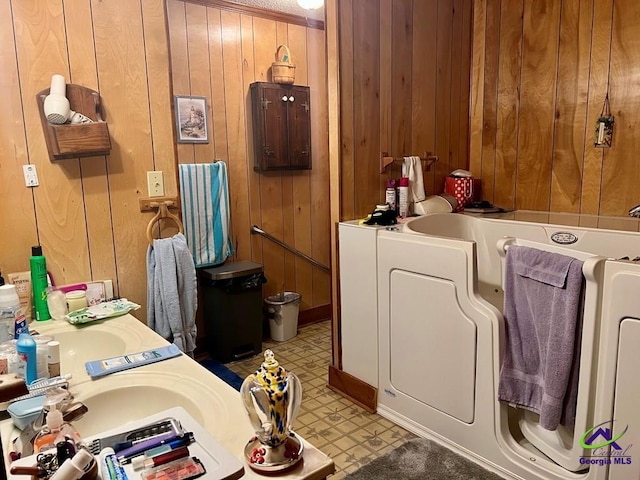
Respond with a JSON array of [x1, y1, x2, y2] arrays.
[[146, 202, 184, 245]]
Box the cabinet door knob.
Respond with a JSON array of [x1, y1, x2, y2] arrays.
[[289, 96, 295, 102], [282, 95, 288, 102]]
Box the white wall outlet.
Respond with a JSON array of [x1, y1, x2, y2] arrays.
[[23, 164, 39, 187], [147, 171, 164, 197]]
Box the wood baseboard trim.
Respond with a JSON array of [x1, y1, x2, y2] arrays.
[[299, 303, 332, 326], [327, 365, 377, 413]]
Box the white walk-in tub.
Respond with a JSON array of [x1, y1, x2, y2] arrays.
[[338, 211, 640, 480]]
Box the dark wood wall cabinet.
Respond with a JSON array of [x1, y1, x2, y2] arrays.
[[36, 84, 111, 161], [250, 82, 311, 172]]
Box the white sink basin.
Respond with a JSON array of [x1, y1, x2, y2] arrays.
[[70, 370, 230, 437]]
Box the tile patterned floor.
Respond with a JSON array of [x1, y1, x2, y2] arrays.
[[224, 320, 416, 479]]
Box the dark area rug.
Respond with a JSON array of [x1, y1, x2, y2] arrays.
[[199, 359, 244, 391], [344, 438, 506, 480]]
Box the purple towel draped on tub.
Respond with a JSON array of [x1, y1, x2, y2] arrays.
[[498, 245, 585, 431]]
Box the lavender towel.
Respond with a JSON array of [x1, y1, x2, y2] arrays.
[[498, 245, 585, 431]]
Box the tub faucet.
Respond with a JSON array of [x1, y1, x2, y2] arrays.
[[629, 205, 640, 217]]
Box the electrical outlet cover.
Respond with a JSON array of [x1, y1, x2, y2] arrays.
[[147, 171, 164, 197], [23, 164, 39, 187]]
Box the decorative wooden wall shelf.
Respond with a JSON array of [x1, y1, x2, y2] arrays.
[[380, 151, 439, 173], [36, 84, 111, 161]]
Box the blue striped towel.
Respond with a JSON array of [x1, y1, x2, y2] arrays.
[[179, 162, 234, 268]]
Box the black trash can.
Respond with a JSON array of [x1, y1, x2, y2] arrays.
[[199, 261, 266, 363]]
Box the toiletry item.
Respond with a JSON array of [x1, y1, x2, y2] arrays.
[[34, 334, 53, 379], [100, 447, 129, 480], [33, 407, 82, 454], [385, 179, 397, 211], [0, 284, 26, 342], [132, 446, 190, 471], [48, 340, 61, 377], [116, 432, 189, 463], [30, 246, 51, 321], [47, 287, 67, 320], [85, 344, 182, 378], [141, 456, 206, 480], [0, 270, 4, 286], [130, 438, 193, 469], [16, 332, 37, 384], [397, 177, 410, 217], [65, 290, 87, 313], [50, 448, 94, 480]]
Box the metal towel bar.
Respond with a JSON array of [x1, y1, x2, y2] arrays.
[[250, 225, 330, 273]]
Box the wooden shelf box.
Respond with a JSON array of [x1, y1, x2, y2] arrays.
[[36, 84, 111, 161]]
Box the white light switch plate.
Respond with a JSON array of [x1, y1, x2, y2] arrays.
[[23, 164, 39, 187], [147, 171, 165, 197]]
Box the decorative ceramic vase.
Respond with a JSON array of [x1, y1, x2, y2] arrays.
[[240, 349, 303, 471]]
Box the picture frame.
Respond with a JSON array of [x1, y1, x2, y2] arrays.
[[174, 95, 209, 143]]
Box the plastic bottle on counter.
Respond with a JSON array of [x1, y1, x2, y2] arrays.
[[397, 177, 410, 217], [0, 284, 26, 343], [30, 246, 51, 321], [48, 340, 61, 377], [33, 407, 82, 454], [385, 179, 397, 212], [16, 332, 37, 384]]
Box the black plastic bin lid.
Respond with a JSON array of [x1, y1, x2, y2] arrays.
[[199, 261, 263, 280]]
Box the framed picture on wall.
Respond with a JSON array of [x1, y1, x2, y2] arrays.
[[174, 95, 209, 143]]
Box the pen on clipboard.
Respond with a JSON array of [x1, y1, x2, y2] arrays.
[[117, 433, 194, 464]]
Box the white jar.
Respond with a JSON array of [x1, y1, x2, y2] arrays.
[[33, 335, 54, 380], [65, 290, 87, 313]]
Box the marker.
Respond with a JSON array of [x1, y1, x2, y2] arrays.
[[117, 433, 194, 464], [132, 446, 190, 471]]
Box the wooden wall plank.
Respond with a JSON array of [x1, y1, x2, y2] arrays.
[[411, 0, 438, 195], [276, 22, 297, 294], [289, 24, 313, 308], [0, 0, 36, 275], [167, 0, 195, 164], [580, 0, 613, 215], [390, 0, 412, 159], [92, 0, 155, 317], [207, 8, 229, 161], [550, 0, 592, 213], [449, 0, 463, 173], [458, 1, 472, 173], [493, 0, 522, 210], [434, 0, 453, 188], [516, 0, 561, 211], [308, 26, 332, 306], [254, 17, 285, 298], [478, 0, 500, 203], [601, 0, 640, 215], [186, 2, 215, 164], [469, 0, 487, 177], [338, 0, 355, 220], [13, 0, 90, 287], [379, 0, 392, 174], [352, 0, 380, 218], [64, 0, 118, 286], [221, 10, 253, 262]]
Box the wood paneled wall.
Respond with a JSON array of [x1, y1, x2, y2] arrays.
[[339, 0, 473, 220], [470, 0, 640, 216], [0, 0, 329, 326], [0, 0, 175, 321], [167, 0, 331, 311]]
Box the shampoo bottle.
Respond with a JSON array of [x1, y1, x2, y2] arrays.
[[16, 332, 37, 384], [30, 246, 51, 321], [398, 177, 410, 217]]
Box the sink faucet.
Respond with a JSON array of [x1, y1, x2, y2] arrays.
[[629, 205, 640, 217]]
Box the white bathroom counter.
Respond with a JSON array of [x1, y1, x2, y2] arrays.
[[0, 314, 335, 480]]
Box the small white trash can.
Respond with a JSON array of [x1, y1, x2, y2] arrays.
[[264, 292, 302, 342]]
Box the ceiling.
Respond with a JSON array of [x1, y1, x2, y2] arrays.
[[230, 0, 325, 22]]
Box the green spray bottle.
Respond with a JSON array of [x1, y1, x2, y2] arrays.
[[30, 246, 51, 321]]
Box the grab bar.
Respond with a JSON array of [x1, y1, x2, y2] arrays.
[[250, 225, 330, 273]]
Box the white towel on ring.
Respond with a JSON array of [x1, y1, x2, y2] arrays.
[[402, 156, 426, 203]]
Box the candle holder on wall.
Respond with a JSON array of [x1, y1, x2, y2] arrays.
[[594, 94, 614, 148]]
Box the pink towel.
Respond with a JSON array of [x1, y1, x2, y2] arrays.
[[498, 245, 585, 430]]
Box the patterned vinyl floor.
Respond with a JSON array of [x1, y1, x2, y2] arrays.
[[224, 320, 416, 479]]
